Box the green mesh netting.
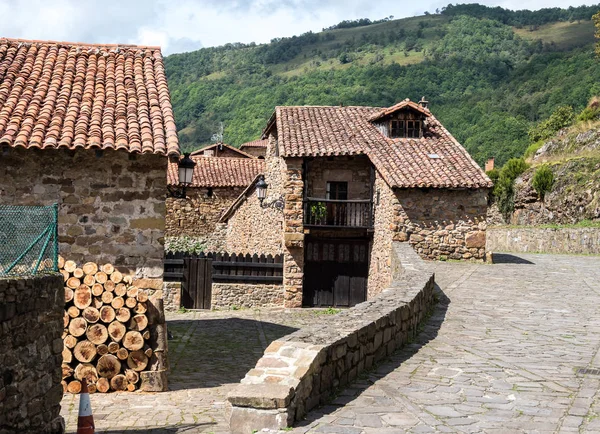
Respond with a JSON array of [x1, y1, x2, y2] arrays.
[[0, 204, 58, 277]]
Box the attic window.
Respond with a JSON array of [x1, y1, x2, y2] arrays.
[[390, 120, 421, 139], [428, 153, 441, 159]]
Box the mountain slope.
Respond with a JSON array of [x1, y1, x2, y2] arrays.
[[164, 3, 600, 166]]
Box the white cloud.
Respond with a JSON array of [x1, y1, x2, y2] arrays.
[[0, 0, 597, 54]]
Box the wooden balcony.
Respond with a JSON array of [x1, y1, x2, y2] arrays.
[[303, 198, 373, 228]]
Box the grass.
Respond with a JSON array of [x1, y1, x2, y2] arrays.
[[514, 20, 594, 50]]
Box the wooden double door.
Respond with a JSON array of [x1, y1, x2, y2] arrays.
[[303, 237, 369, 307]]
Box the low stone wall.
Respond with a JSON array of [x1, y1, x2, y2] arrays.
[[227, 242, 435, 432], [487, 227, 600, 255], [162, 281, 285, 311], [0, 275, 65, 434], [212, 283, 284, 309]]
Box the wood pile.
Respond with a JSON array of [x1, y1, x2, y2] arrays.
[[59, 256, 152, 393]]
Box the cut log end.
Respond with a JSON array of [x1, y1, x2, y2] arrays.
[[96, 354, 121, 379]]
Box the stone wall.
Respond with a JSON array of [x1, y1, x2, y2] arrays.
[[281, 157, 305, 308], [224, 136, 285, 255], [212, 283, 284, 309], [394, 188, 489, 261], [367, 173, 397, 298], [227, 242, 435, 432], [163, 281, 182, 312], [487, 227, 600, 255], [0, 275, 64, 434], [0, 147, 167, 279], [166, 187, 244, 236], [305, 155, 372, 199]]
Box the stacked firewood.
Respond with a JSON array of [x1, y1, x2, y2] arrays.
[[59, 256, 152, 393]]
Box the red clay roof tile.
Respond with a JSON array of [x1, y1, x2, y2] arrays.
[[167, 157, 265, 187], [271, 103, 492, 189], [239, 139, 268, 149], [0, 38, 179, 156]]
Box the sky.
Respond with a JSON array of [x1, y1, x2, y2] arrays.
[[0, 0, 596, 55]]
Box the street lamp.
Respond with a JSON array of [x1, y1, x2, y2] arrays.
[[256, 175, 268, 204], [168, 153, 196, 199]]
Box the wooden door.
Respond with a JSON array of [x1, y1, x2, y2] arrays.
[[303, 238, 369, 307], [182, 257, 212, 309]]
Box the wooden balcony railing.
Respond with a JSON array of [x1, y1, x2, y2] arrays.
[[303, 198, 373, 228]]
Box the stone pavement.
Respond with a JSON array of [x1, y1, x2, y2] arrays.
[[60, 253, 600, 433], [60, 308, 332, 433], [294, 253, 600, 433]]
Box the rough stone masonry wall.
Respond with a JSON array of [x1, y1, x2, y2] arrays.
[[394, 188, 489, 261], [0, 275, 64, 434], [487, 227, 600, 255], [227, 242, 435, 433], [367, 173, 398, 298], [305, 155, 371, 199], [281, 157, 305, 308], [225, 135, 285, 256], [166, 186, 244, 251], [0, 147, 167, 279], [211, 283, 285, 309]]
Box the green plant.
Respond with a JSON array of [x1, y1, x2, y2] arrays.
[[309, 202, 327, 222], [177, 306, 189, 313], [486, 168, 499, 185], [523, 141, 544, 159], [314, 307, 341, 315], [532, 165, 554, 199], [528, 106, 575, 143], [164, 236, 206, 254], [493, 158, 530, 219]]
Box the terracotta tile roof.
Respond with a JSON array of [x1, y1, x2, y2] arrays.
[[368, 98, 431, 122], [240, 139, 268, 149], [190, 142, 254, 159], [269, 103, 492, 189], [0, 38, 179, 156], [168, 156, 265, 187]]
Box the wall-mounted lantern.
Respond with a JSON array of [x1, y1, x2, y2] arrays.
[[168, 153, 196, 199], [256, 175, 268, 204]]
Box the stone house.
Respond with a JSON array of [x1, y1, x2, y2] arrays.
[[0, 37, 180, 288], [220, 99, 492, 308], [190, 142, 255, 159], [165, 156, 264, 249], [239, 139, 268, 158]]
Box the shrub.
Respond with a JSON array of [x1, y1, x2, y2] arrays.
[[532, 165, 554, 199], [486, 168, 499, 185], [493, 158, 530, 219], [501, 158, 530, 182], [528, 105, 575, 143]]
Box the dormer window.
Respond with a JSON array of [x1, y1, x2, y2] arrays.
[[390, 119, 421, 139]]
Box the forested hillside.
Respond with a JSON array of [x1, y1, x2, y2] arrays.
[[164, 3, 600, 166]]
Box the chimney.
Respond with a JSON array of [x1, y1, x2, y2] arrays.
[[485, 157, 495, 172], [419, 96, 429, 109]]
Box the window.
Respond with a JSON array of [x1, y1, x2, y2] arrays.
[[390, 119, 421, 138], [390, 120, 404, 138], [407, 120, 421, 138], [326, 182, 348, 200]]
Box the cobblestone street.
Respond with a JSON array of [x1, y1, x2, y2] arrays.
[[61, 253, 600, 433]]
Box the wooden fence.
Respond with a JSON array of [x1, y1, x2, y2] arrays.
[[165, 252, 284, 284]]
